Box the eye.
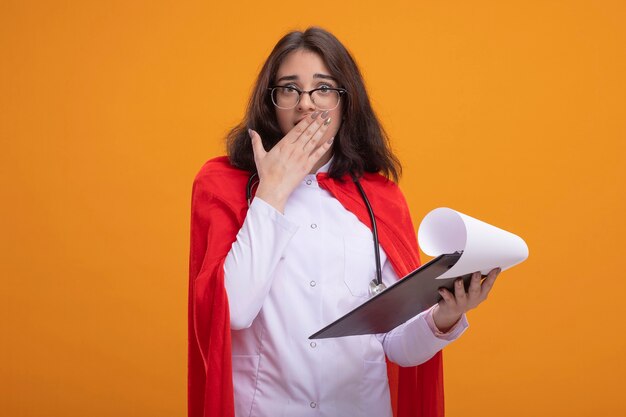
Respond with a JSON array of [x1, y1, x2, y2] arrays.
[[282, 84, 299, 94], [316, 85, 333, 95]]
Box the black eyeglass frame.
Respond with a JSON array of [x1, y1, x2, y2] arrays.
[[267, 85, 348, 110]]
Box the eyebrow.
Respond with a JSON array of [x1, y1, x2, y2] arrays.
[[275, 73, 338, 84]]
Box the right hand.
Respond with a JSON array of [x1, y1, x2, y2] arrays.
[[248, 111, 334, 213]]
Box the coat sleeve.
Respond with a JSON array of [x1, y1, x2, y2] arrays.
[[188, 170, 241, 417], [224, 197, 299, 330]]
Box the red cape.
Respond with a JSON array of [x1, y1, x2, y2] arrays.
[[188, 156, 444, 417]]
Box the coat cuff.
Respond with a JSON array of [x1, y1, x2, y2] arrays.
[[425, 306, 469, 341]]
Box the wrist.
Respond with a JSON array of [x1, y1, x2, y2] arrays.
[[255, 182, 289, 213], [432, 305, 462, 333]]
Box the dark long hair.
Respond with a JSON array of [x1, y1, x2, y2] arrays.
[[226, 27, 401, 182]]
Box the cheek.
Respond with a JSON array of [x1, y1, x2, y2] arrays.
[[275, 109, 293, 135], [329, 106, 342, 123]]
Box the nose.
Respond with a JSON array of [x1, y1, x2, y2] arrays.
[[297, 91, 316, 112]]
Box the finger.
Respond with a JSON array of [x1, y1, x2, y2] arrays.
[[291, 111, 327, 146], [281, 111, 321, 145], [307, 136, 334, 165], [249, 129, 266, 161], [480, 268, 500, 300], [438, 287, 455, 306], [303, 115, 332, 154], [467, 271, 482, 300], [453, 278, 467, 306]]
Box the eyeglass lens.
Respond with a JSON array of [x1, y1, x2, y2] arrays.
[[272, 87, 340, 110]]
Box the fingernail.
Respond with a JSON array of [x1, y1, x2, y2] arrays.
[[248, 128, 254, 139], [311, 111, 320, 119], [324, 117, 332, 126], [320, 110, 330, 119], [327, 136, 334, 144]]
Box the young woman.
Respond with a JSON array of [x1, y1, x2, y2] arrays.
[[188, 27, 499, 417]]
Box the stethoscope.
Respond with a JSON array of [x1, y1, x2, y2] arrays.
[[246, 172, 387, 297]]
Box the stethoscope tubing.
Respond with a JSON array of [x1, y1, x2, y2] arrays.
[[350, 173, 383, 289], [246, 172, 384, 293]]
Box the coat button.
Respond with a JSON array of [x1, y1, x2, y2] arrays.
[[310, 341, 317, 348], [306, 179, 312, 185], [310, 223, 317, 229], [310, 280, 316, 287], [310, 402, 317, 408]]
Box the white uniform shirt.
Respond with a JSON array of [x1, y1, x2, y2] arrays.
[[224, 159, 468, 417]]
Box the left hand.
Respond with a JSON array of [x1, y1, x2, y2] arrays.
[[432, 268, 501, 333]]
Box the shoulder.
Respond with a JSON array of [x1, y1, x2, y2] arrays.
[[358, 172, 413, 221], [360, 172, 406, 201], [192, 156, 250, 206], [194, 156, 250, 191], [322, 170, 411, 216], [320, 171, 407, 209]]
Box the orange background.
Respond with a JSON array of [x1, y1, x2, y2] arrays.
[[2, 1, 625, 416]]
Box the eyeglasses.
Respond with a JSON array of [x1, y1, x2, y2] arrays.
[[268, 85, 347, 111]]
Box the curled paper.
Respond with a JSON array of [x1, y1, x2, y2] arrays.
[[417, 208, 529, 279]]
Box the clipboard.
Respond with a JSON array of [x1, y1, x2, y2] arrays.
[[309, 252, 477, 339]]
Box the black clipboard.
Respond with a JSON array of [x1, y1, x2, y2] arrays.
[[309, 252, 476, 339]]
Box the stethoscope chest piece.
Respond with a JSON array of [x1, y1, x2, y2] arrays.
[[368, 279, 387, 297]]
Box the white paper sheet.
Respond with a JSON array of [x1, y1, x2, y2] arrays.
[[417, 208, 529, 279]]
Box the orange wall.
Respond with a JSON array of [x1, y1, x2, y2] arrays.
[[2, 1, 624, 416]]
